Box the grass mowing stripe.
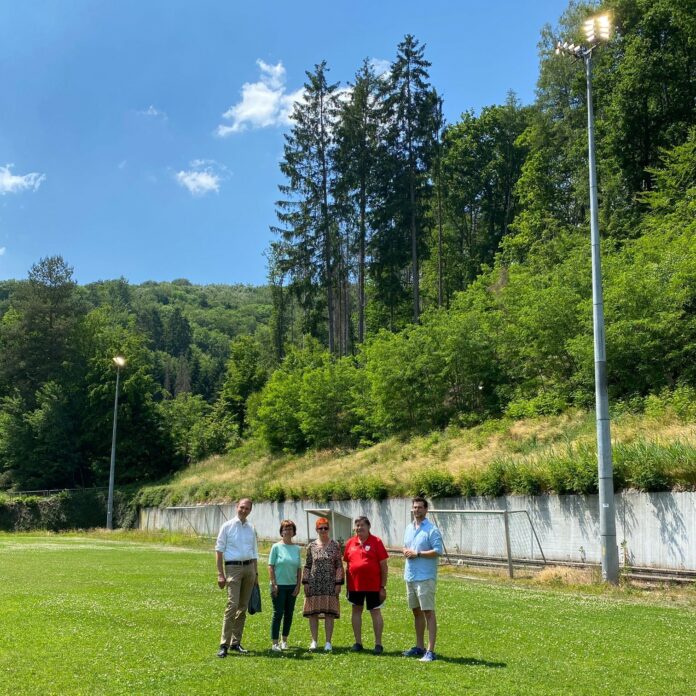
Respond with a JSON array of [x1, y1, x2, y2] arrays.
[[0, 534, 694, 695]]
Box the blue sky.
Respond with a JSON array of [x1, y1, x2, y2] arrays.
[[0, 0, 568, 286]]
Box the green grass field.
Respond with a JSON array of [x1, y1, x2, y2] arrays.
[[1, 533, 694, 696]]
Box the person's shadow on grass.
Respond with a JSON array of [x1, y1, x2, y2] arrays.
[[429, 656, 506, 668], [378, 651, 506, 668]]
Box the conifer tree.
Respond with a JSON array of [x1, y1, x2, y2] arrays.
[[334, 59, 382, 344], [378, 35, 439, 324], [272, 61, 341, 351]]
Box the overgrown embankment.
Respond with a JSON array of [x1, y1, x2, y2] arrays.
[[134, 400, 696, 509]]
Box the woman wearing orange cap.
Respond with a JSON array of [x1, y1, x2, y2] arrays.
[[302, 517, 344, 651]]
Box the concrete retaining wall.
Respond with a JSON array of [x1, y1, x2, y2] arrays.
[[139, 491, 696, 570]]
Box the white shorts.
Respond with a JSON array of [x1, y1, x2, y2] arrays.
[[406, 578, 436, 611]]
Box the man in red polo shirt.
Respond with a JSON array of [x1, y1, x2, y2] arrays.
[[343, 515, 389, 654]]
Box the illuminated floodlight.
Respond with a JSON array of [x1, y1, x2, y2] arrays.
[[584, 19, 595, 42], [584, 14, 611, 44], [113, 356, 126, 368]]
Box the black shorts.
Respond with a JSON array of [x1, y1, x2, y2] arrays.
[[347, 590, 383, 610]]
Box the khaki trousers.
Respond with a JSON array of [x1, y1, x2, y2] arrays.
[[220, 563, 256, 646]]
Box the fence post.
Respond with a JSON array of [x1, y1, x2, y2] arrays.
[[503, 510, 514, 579]]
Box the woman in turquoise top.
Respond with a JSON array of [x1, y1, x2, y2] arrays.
[[268, 519, 302, 651]]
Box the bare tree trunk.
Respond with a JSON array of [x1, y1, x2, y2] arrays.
[[358, 187, 366, 343]]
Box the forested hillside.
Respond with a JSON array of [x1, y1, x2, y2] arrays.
[[1, 0, 694, 496], [0, 274, 273, 489]]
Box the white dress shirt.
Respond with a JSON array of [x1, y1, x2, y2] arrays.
[[215, 516, 258, 561]]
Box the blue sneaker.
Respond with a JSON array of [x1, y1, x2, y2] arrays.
[[419, 650, 436, 662], [402, 646, 426, 657]]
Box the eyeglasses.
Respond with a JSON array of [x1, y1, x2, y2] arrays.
[[316, 526, 329, 531]]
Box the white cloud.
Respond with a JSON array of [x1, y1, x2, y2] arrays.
[[369, 58, 391, 77], [175, 159, 228, 196], [0, 164, 45, 195], [216, 60, 303, 136], [0, 247, 5, 256], [138, 105, 167, 119]]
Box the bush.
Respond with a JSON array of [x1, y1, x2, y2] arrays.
[[350, 476, 389, 501], [0, 488, 135, 531], [564, 444, 598, 494], [475, 460, 509, 497], [616, 441, 672, 492], [263, 483, 286, 503], [457, 473, 478, 497], [506, 393, 569, 419], [505, 462, 544, 496], [410, 469, 460, 498]]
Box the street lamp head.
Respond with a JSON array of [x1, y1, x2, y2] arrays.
[[113, 356, 126, 368]]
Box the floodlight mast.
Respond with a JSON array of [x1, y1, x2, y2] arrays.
[[106, 356, 126, 530], [556, 15, 620, 584]]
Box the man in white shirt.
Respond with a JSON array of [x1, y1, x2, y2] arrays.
[[215, 498, 259, 657]]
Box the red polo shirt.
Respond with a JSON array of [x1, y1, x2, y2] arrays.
[[343, 533, 388, 592]]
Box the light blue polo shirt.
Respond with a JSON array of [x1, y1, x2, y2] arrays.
[[403, 517, 443, 582]]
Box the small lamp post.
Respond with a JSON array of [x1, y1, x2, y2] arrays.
[[556, 14, 619, 583], [106, 355, 126, 530]]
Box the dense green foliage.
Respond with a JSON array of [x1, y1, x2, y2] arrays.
[[258, 0, 696, 451], [0, 488, 135, 531], [1, 534, 695, 695], [1, 1, 694, 494], [0, 270, 272, 490]]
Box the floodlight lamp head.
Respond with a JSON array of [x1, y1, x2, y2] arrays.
[[113, 356, 126, 368], [584, 14, 611, 44]]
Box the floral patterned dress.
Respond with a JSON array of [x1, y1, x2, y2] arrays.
[[302, 539, 344, 619]]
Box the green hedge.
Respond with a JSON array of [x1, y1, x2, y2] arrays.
[[0, 489, 136, 532]]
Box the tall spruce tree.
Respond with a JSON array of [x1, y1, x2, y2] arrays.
[[334, 59, 382, 344], [378, 35, 438, 324], [272, 61, 341, 352]]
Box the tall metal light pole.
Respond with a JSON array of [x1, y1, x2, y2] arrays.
[[106, 355, 126, 530], [556, 14, 619, 583]]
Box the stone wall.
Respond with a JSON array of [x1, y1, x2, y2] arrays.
[[140, 491, 696, 570]]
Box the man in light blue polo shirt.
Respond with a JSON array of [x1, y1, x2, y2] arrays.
[[402, 496, 443, 663]]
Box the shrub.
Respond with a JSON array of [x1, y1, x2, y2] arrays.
[[457, 473, 478, 497], [506, 393, 569, 419], [0, 489, 134, 531], [350, 476, 389, 501], [475, 460, 509, 497], [410, 469, 460, 498], [616, 441, 671, 491], [328, 481, 351, 501], [565, 445, 598, 495], [263, 483, 286, 503], [505, 462, 544, 496]]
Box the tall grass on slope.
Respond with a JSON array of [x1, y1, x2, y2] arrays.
[[133, 437, 696, 509]]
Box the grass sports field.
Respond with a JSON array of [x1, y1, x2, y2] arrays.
[[1, 532, 694, 695]]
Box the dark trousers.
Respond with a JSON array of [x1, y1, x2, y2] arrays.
[[271, 585, 297, 640]]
